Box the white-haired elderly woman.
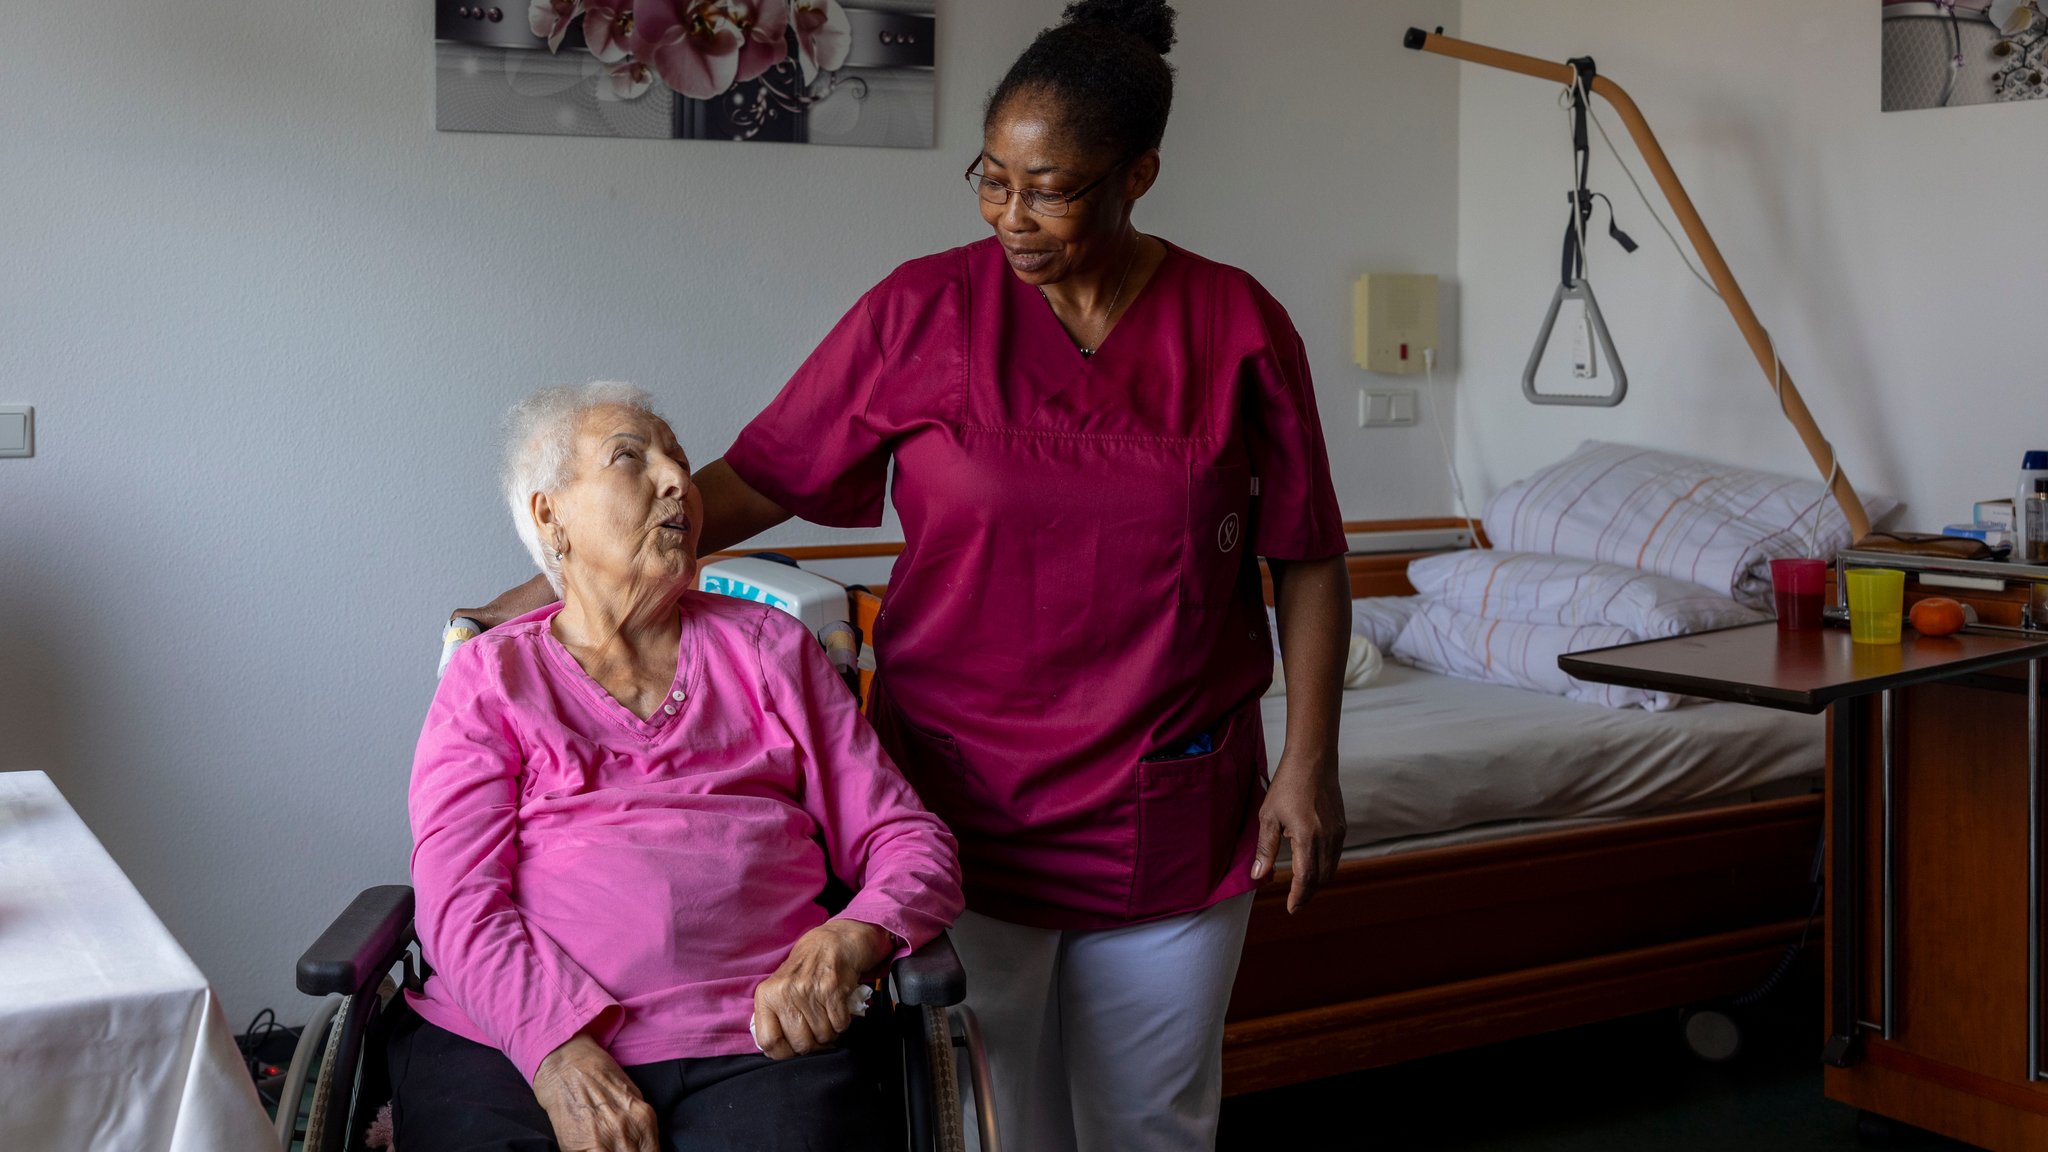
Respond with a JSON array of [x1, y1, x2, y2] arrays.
[[392, 381, 963, 1152]]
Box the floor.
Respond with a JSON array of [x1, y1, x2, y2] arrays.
[[1216, 966, 1977, 1151]]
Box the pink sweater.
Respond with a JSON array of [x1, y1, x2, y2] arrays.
[[406, 594, 962, 1082]]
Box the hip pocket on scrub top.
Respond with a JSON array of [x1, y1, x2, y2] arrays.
[[1128, 704, 1263, 920], [1180, 462, 1252, 609]]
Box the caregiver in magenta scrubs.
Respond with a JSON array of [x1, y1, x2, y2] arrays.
[[458, 2, 1348, 1146]]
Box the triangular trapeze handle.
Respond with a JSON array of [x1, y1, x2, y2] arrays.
[[1522, 279, 1628, 408]]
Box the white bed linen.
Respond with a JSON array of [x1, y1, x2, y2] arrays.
[[1392, 600, 1672, 711], [1404, 550, 1768, 638], [1481, 440, 1896, 610], [1260, 665, 1822, 856]]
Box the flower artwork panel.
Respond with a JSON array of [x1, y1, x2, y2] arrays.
[[1883, 0, 2048, 111], [435, 0, 935, 147]]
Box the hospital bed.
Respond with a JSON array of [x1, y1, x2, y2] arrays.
[[1223, 521, 1823, 1094], [811, 518, 1824, 1097]]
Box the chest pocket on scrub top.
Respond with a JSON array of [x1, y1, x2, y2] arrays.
[[1180, 462, 1253, 608]]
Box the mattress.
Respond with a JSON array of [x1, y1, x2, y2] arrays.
[[1260, 663, 1824, 858]]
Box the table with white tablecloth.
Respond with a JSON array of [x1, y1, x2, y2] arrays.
[[0, 770, 276, 1152]]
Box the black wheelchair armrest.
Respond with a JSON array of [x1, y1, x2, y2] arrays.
[[298, 884, 417, 997], [891, 930, 966, 1007]]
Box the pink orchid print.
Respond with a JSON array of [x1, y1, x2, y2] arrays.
[[729, 0, 794, 85], [528, 0, 585, 53], [603, 57, 656, 99], [631, 0, 745, 98], [583, 1, 636, 62], [532, 0, 822, 103], [791, 0, 851, 82]]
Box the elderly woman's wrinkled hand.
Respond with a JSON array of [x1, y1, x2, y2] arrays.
[[750, 918, 895, 1060], [532, 1032, 659, 1152]]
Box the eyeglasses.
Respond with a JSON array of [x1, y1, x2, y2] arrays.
[[963, 155, 1130, 218]]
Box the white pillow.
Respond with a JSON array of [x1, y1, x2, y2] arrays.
[[1406, 551, 1767, 639], [1352, 596, 1422, 653], [1481, 441, 1895, 610], [1266, 635, 1384, 697], [1391, 600, 1682, 711], [1264, 604, 1385, 695]]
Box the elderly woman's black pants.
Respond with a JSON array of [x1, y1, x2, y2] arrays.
[[387, 1006, 884, 1151]]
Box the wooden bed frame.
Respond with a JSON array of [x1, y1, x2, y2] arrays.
[[724, 518, 1824, 1097]]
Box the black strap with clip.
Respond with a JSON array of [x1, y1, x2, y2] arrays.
[[1559, 56, 1637, 289]]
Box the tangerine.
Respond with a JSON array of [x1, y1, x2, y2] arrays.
[[1909, 597, 1967, 636]]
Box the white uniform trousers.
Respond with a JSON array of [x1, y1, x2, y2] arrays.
[[950, 890, 1256, 1152]]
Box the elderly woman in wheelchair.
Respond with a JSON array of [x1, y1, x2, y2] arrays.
[[395, 381, 963, 1152]]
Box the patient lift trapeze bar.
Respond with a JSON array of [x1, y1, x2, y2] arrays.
[[1524, 55, 1635, 408], [1404, 27, 1874, 542]]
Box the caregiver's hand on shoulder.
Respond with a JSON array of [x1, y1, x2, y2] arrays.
[[752, 918, 893, 1060], [1253, 755, 1345, 914], [533, 1031, 658, 1152], [452, 573, 559, 632]]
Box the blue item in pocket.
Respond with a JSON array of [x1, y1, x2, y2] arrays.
[[1141, 729, 1216, 762]]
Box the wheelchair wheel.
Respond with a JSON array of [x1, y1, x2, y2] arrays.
[[301, 992, 354, 1152], [923, 1006, 967, 1152]]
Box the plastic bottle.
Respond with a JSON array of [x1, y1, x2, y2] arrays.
[[2020, 451, 2048, 564]]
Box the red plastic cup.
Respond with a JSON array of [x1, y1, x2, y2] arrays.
[[1770, 558, 1828, 631]]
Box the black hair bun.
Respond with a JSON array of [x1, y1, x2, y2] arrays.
[[1060, 0, 1176, 56]]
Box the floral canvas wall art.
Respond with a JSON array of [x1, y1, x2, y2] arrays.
[[436, 0, 935, 147], [1883, 0, 2048, 111]]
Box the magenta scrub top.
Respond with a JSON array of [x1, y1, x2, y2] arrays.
[[725, 236, 1344, 930]]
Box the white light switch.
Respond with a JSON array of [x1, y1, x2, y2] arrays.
[[0, 406, 30, 458], [1360, 389, 1418, 428]]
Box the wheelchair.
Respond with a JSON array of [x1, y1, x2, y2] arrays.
[[279, 884, 997, 1152], [277, 557, 995, 1150]]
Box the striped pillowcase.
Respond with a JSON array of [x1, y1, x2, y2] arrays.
[[1481, 441, 1895, 610], [1391, 600, 1681, 711], [1406, 550, 1767, 639], [1351, 595, 1422, 652]]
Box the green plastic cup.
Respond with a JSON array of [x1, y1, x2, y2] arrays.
[[1845, 568, 1906, 645]]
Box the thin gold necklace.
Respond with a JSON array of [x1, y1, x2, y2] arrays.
[[1042, 231, 1140, 357]]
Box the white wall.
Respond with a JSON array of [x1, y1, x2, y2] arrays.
[[1456, 0, 2048, 525], [0, 0, 1458, 1025]]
